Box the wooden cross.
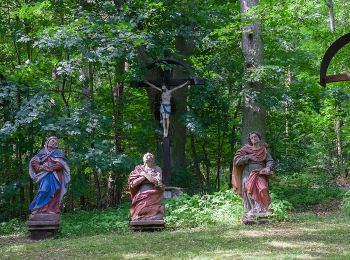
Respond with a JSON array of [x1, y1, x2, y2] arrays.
[[131, 55, 205, 185]]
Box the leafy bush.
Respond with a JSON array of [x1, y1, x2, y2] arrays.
[[271, 173, 341, 207], [0, 218, 27, 236], [165, 190, 243, 228], [341, 190, 350, 216], [270, 193, 293, 221], [0, 191, 294, 237], [165, 190, 292, 227]]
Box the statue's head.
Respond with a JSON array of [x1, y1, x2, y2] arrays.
[[247, 131, 262, 146], [46, 136, 59, 151], [161, 85, 167, 92], [143, 152, 155, 165]]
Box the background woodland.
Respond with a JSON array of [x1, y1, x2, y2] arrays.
[[1, 0, 350, 221]]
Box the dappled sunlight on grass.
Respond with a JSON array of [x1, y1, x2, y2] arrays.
[[4, 244, 26, 253], [122, 252, 158, 259], [0, 234, 32, 248], [237, 229, 273, 238], [0, 212, 350, 259], [268, 240, 326, 249], [234, 225, 319, 239]]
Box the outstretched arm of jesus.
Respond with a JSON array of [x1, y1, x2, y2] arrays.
[[168, 80, 190, 94], [144, 80, 162, 92]]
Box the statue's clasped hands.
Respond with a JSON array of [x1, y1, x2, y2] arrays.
[[259, 168, 271, 175], [39, 163, 51, 172]]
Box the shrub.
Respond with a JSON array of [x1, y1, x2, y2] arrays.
[[164, 190, 244, 228], [341, 190, 350, 216], [271, 173, 341, 207], [0, 218, 27, 236], [59, 203, 130, 237], [270, 193, 293, 221], [165, 190, 292, 227]]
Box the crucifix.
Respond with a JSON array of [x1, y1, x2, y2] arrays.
[[134, 54, 205, 185], [144, 79, 190, 138]]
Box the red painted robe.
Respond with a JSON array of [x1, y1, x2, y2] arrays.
[[232, 144, 273, 210], [128, 165, 164, 221]]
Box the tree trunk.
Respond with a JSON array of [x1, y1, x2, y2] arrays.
[[240, 0, 266, 143], [327, 0, 342, 174], [328, 0, 335, 32], [111, 63, 125, 153], [93, 168, 102, 209], [29, 124, 34, 202], [170, 36, 194, 183], [335, 117, 343, 171], [17, 143, 25, 210], [229, 92, 242, 189], [189, 132, 203, 184], [171, 85, 188, 179], [215, 125, 222, 190], [107, 62, 125, 207], [107, 172, 114, 208], [201, 140, 211, 187]]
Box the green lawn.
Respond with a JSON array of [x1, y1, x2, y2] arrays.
[[1, 211, 350, 259]]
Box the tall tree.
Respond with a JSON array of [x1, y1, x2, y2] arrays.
[[327, 0, 343, 174], [240, 0, 266, 142]]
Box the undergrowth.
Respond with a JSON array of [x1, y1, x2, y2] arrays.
[[59, 204, 130, 237], [0, 188, 313, 237], [164, 190, 243, 228], [341, 190, 350, 216], [271, 172, 342, 207]]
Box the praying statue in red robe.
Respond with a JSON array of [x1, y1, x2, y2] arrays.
[[128, 153, 164, 221]]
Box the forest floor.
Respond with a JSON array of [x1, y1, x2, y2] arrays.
[[1, 205, 349, 260]]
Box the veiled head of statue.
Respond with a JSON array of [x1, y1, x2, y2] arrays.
[[46, 136, 58, 151], [143, 152, 154, 164]]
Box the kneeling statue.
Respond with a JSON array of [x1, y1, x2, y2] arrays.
[[128, 153, 164, 221]]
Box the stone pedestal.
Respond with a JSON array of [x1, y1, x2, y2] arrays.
[[242, 215, 270, 225], [27, 213, 60, 240], [163, 186, 183, 199], [129, 220, 165, 232]]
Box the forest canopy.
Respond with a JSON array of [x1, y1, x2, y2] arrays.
[[1, 0, 350, 221]]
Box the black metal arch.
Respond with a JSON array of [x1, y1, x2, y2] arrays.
[[320, 32, 350, 87]]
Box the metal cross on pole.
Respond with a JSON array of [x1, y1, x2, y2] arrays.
[[132, 54, 205, 185]]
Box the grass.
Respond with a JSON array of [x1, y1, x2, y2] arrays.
[[1, 211, 350, 259]]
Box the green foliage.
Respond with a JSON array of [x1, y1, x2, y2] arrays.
[[271, 173, 342, 207], [165, 190, 243, 228], [1, 0, 350, 221], [269, 193, 293, 221], [341, 190, 350, 216], [2, 212, 350, 259], [0, 204, 130, 237], [59, 204, 130, 237], [0, 218, 27, 236]]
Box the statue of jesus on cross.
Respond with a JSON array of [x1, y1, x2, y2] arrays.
[[144, 80, 190, 138]]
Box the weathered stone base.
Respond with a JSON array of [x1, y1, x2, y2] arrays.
[[27, 213, 60, 240], [242, 216, 270, 225], [129, 220, 165, 232], [163, 186, 183, 199]]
